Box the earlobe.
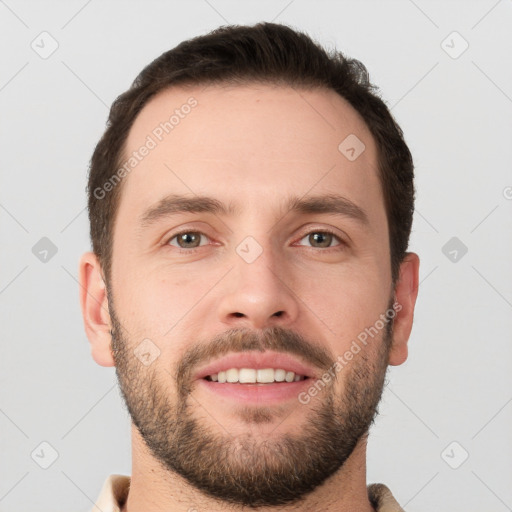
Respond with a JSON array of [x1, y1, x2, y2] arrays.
[[79, 252, 115, 367], [388, 252, 420, 366]]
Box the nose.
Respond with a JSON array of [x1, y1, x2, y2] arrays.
[[216, 244, 300, 330]]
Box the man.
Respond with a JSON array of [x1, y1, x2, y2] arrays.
[[80, 22, 419, 512]]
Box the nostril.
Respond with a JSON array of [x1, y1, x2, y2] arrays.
[[233, 312, 244, 318], [273, 311, 284, 317]]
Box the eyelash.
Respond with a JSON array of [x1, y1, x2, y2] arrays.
[[165, 228, 346, 253]]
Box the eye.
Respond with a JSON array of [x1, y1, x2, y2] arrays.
[[296, 230, 344, 249], [167, 231, 209, 249], [165, 229, 345, 252]]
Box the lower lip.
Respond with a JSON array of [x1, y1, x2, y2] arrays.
[[197, 378, 312, 404]]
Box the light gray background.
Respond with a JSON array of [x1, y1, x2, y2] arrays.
[[1, 1, 511, 511]]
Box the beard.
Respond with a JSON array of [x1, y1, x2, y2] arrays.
[[109, 296, 394, 508]]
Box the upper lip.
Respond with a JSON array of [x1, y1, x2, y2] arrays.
[[194, 351, 318, 380]]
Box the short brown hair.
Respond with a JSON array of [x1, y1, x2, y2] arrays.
[[87, 22, 414, 283]]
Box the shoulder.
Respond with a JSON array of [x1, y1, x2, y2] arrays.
[[367, 483, 405, 512]]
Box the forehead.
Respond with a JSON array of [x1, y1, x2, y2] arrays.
[[118, 83, 382, 223]]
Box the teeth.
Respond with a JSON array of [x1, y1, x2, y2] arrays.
[[226, 368, 238, 383], [274, 369, 286, 382], [239, 368, 256, 383], [285, 371, 295, 382], [257, 368, 274, 383], [206, 368, 306, 384]]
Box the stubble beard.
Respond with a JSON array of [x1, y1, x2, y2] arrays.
[[109, 297, 393, 508]]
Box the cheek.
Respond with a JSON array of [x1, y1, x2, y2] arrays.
[[113, 266, 216, 340], [296, 264, 390, 341]]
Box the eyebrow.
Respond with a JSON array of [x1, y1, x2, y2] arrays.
[[139, 193, 369, 228]]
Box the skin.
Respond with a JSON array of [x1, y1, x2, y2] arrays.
[[79, 83, 419, 511]]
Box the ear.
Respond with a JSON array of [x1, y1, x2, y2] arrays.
[[79, 252, 115, 367], [388, 252, 420, 366]]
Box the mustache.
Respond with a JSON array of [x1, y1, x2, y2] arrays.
[[175, 326, 335, 395]]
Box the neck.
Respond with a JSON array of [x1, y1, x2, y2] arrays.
[[121, 425, 376, 512]]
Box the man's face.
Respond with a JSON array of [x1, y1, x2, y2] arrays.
[[108, 84, 394, 506]]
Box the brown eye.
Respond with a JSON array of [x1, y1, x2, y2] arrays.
[[168, 231, 207, 249], [297, 231, 342, 249]]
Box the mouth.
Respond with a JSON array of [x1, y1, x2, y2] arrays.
[[204, 367, 308, 383], [194, 351, 316, 404]]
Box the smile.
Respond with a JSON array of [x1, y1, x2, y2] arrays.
[[205, 368, 307, 383]]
